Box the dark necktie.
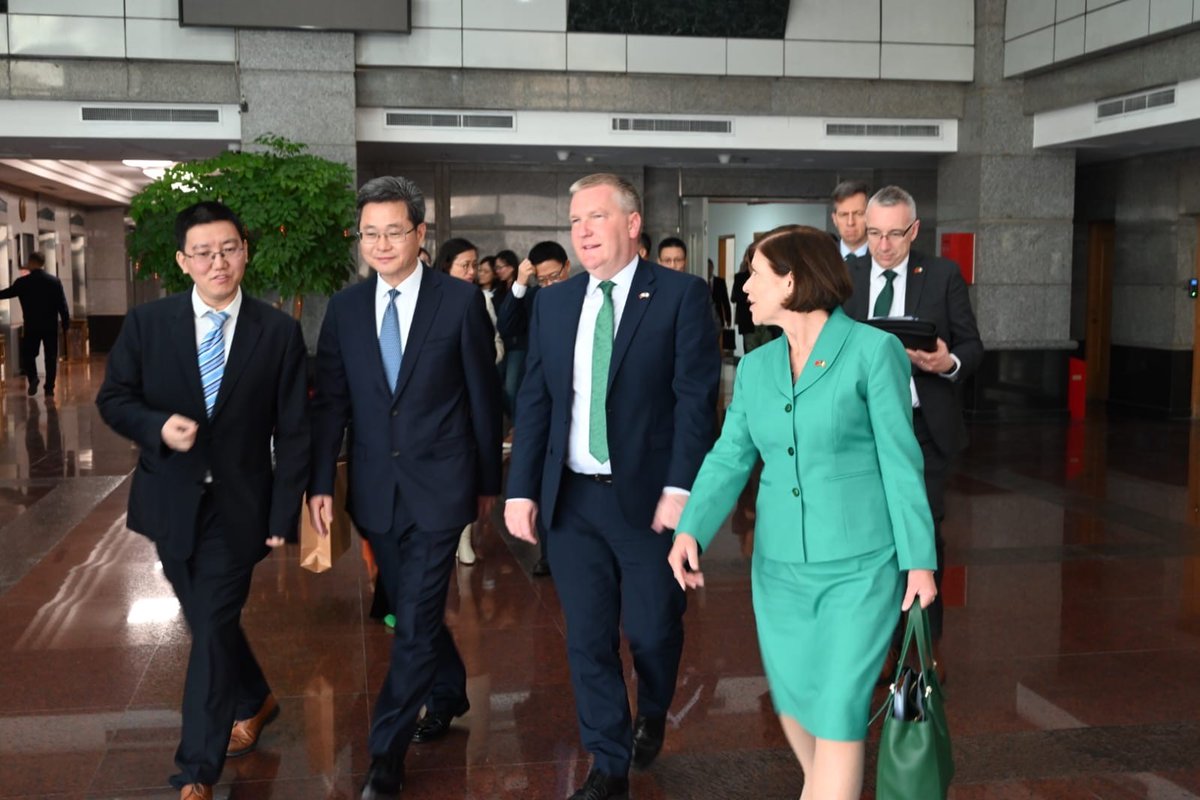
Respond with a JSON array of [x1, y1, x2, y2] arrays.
[[873, 270, 898, 319]]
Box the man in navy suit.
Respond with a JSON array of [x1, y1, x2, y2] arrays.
[[308, 176, 502, 800], [505, 173, 720, 800]]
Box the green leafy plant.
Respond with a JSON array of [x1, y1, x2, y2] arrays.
[[127, 135, 357, 312]]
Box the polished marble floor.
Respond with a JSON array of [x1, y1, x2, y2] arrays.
[[1, 358, 1199, 799]]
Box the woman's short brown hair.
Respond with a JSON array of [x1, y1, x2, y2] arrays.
[[755, 224, 853, 312]]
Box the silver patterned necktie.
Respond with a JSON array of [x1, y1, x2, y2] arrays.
[[380, 288, 403, 391], [198, 310, 229, 417]]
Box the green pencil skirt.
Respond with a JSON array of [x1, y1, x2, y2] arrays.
[[751, 544, 903, 741]]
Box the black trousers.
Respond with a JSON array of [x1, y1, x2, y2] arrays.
[[913, 410, 949, 640], [21, 327, 59, 389], [365, 488, 466, 759], [548, 471, 686, 777], [156, 493, 270, 787]]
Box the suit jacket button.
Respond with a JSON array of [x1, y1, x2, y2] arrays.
[[784, 403, 792, 413], [391, 450, 400, 457], [391, 410, 398, 417], [787, 447, 795, 456], [792, 488, 799, 497]]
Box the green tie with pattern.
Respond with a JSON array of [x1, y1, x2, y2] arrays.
[[589, 280, 616, 463], [874, 269, 898, 318]]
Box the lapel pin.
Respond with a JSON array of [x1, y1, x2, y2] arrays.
[[914, 266, 924, 274], [814, 359, 827, 368], [638, 291, 650, 299]]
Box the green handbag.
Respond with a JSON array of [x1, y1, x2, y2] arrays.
[[874, 604, 954, 800]]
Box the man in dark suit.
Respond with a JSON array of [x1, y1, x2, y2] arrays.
[[97, 201, 310, 800], [831, 180, 871, 261], [505, 173, 720, 800], [844, 185, 984, 654], [0, 252, 70, 396], [308, 176, 502, 800]]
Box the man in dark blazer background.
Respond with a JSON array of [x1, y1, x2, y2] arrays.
[[505, 173, 720, 800], [0, 251, 70, 396], [844, 185, 984, 653], [308, 176, 502, 800], [97, 201, 310, 800]]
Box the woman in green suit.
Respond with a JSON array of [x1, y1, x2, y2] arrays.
[[668, 225, 937, 800]]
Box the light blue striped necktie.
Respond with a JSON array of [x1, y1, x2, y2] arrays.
[[380, 288, 402, 391], [198, 310, 229, 417]]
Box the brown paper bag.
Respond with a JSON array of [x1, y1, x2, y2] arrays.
[[299, 461, 353, 573]]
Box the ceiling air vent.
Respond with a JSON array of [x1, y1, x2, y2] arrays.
[[825, 123, 941, 138], [81, 106, 221, 123], [1096, 86, 1175, 120], [385, 112, 515, 130], [611, 117, 733, 134]]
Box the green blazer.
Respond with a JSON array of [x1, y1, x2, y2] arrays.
[[677, 307, 936, 570]]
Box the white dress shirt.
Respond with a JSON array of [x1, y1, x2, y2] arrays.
[[840, 240, 869, 259], [375, 263, 423, 353], [191, 286, 241, 360], [566, 257, 637, 475]]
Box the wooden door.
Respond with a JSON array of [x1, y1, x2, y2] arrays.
[[1085, 222, 1115, 401]]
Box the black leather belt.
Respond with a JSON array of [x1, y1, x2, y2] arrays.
[[571, 471, 613, 486]]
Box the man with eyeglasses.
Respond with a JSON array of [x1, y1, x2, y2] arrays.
[[97, 201, 310, 800], [844, 185, 983, 679], [830, 180, 871, 261], [308, 176, 501, 800]]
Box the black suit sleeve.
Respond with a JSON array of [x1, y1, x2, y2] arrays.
[[0, 278, 19, 301], [56, 278, 70, 330], [462, 290, 504, 496], [268, 319, 311, 541], [506, 290, 553, 502], [667, 277, 721, 490], [310, 296, 351, 497], [96, 308, 173, 454], [495, 285, 528, 340], [943, 267, 983, 381]]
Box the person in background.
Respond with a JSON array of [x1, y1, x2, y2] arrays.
[[493, 249, 524, 433], [437, 237, 504, 566], [669, 224, 936, 800], [830, 180, 871, 261], [0, 252, 70, 397], [637, 231, 652, 260], [418, 246, 432, 266], [657, 237, 688, 272], [730, 242, 775, 354]]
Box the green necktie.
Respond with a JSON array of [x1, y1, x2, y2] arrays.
[[589, 280, 616, 463], [874, 269, 898, 318]]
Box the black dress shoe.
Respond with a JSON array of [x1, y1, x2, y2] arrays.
[[410, 699, 470, 743], [27, 379, 38, 396], [568, 769, 629, 800], [632, 714, 666, 769], [361, 753, 404, 799]]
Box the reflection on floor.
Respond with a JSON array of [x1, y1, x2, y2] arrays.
[[1, 359, 1199, 799]]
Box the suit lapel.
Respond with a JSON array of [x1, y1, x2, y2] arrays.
[[847, 257, 871, 320], [608, 259, 655, 391], [210, 297, 262, 420], [793, 308, 855, 397], [904, 253, 927, 317], [556, 276, 588, 400], [393, 267, 441, 402], [170, 295, 206, 417]]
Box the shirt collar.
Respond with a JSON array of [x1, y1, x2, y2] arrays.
[[587, 255, 639, 295], [377, 263, 424, 300], [840, 240, 868, 258], [870, 257, 909, 282], [191, 286, 242, 320]]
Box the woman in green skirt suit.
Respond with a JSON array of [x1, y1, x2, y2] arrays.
[[668, 225, 937, 800]]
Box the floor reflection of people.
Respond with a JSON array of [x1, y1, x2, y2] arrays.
[[24, 398, 65, 478]]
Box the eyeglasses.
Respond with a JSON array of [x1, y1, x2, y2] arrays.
[[357, 227, 417, 245], [183, 245, 245, 266], [536, 264, 568, 286], [865, 221, 916, 244]]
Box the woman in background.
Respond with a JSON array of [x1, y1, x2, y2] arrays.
[[668, 225, 937, 800]]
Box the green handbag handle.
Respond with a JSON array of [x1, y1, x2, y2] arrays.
[[871, 603, 938, 727]]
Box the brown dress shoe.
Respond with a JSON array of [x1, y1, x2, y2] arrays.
[[180, 784, 213, 800], [227, 693, 280, 757]]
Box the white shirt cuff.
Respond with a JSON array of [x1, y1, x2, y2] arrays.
[[511, 282, 528, 299], [663, 486, 690, 497], [939, 353, 962, 380]]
